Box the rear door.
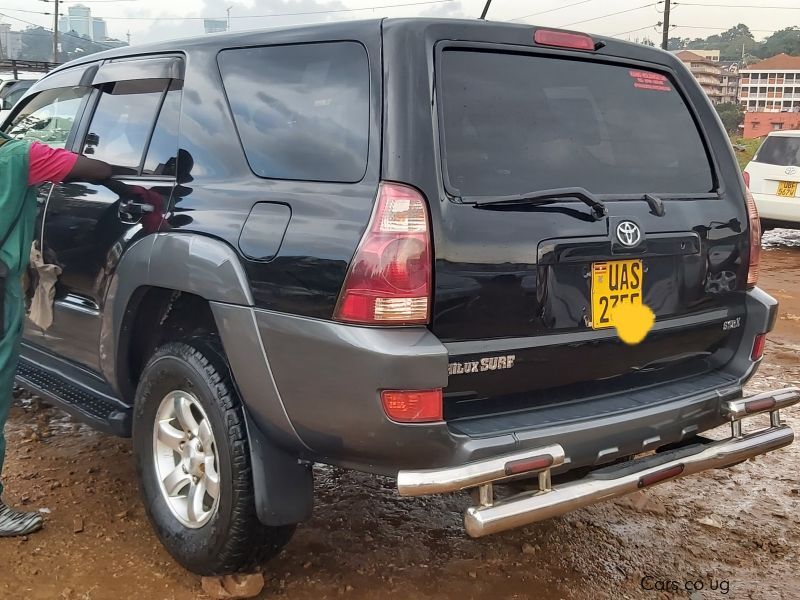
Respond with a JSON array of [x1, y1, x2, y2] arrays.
[[747, 134, 800, 199], [383, 24, 751, 420], [40, 56, 183, 370]]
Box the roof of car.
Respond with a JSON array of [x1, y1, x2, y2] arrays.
[[767, 129, 800, 138]]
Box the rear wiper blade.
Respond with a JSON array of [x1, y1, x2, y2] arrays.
[[467, 187, 608, 221], [643, 193, 666, 217]]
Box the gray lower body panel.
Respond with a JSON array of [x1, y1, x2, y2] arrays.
[[216, 288, 775, 477]]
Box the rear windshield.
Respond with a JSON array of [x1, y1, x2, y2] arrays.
[[754, 136, 800, 167], [439, 50, 715, 197]]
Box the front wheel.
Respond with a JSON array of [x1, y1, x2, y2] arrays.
[[133, 339, 295, 575]]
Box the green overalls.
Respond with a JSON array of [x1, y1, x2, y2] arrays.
[[0, 133, 38, 497]]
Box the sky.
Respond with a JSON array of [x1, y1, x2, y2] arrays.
[[0, 0, 797, 48]]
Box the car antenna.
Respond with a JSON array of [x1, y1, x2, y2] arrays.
[[479, 0, 493, 19]]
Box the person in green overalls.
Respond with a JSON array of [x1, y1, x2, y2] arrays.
[[0, 132, 111, 536]]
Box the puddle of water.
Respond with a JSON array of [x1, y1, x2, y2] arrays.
[[762, 228, 800, 249]]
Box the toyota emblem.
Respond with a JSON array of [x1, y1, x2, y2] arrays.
[[786, 166, 798, 176], [616, 221, 642, 247]]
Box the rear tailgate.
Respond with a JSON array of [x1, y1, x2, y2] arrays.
[[747, 134, 800, 198], [381, 20, 752, 422]]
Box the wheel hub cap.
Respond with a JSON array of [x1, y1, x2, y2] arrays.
[[153, 391, 221, 528]]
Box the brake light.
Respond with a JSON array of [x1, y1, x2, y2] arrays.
[[743, 171, 750, 188], [745, 188, 760, 288], [381, 389, 442, 423], [751, 333, 766, 361], [534, 29, 595, 51], [334, 182, 432, 325]]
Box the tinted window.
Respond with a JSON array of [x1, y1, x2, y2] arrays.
[[5, 86, 89, 148], [143, 81, 182, 176], [754, 136, 800, 167], [440, 50, 714, 197], [83, 79, 167, 175], [218, 42, 370, 182]]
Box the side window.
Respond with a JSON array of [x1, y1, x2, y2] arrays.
[[218, 41, 370, 183], [83, 78, 167, 175], [5, 86, 90, 148], [142, 80, 182, 176]]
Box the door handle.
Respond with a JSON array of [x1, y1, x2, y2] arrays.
[[118, 198, 155, 223]]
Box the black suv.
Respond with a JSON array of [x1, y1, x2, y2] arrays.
[[4, 19, 798, 575]]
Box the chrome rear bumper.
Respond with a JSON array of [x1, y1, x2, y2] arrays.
[[397, 387, 799, 538]]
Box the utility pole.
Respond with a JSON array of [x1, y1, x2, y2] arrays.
[[226, 6, 233, 31], [661, 0, 671, 50], [53, 0, 59, 64]]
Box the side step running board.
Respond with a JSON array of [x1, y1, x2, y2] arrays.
[[397, 387, 799, 538], [15, 357, 131, 437]]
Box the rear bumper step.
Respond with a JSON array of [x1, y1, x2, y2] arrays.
[[396, 387, 799, 538]]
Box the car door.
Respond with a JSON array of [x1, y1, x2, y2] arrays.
[[40, 56, 184, 371], [1, 67, 97, 345]]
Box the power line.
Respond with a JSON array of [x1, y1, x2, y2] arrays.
[[510, 0, 594, 22], [672, 24, 779, 33], [675, 2, 800, 8], [0, 0, 457, 21], [559, 2, 657, 28], [613, 23, 659, 37]]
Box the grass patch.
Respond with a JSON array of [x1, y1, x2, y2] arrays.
[[729, 136, 761, 170]]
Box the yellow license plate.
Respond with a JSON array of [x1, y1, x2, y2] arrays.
[[591, 259, 643, 330], [777, 181, 798, 197]]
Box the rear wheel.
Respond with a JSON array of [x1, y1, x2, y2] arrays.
[[133, 339, 295, 575]]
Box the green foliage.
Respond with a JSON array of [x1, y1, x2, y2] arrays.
[[715, 102, 743, 135], [729, 136, 761, 170], [754, 27, 800, 59], [668, 24, 800, 61]]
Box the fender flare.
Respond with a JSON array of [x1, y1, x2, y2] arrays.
[[100, 232, 253, 392], [102, 232, 312, 525]]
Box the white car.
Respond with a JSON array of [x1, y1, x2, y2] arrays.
[[744, 130, 800, 230], [0, 79, 35, 123]]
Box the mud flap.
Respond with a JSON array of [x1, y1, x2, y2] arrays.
[[243, 408, 314, 526]]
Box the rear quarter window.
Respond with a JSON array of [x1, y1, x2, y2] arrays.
[[439, 49, 715, 197], [218, 41, 370, 183], [754, 136, 800, 167]]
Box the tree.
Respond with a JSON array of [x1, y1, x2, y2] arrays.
[[755, 27, 800, 58], [715, 102, 743, 135]]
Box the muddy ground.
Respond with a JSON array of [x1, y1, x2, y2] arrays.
[[1, 230, 799, 600]]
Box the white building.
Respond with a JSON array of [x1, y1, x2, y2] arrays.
[[59, 5, 108, 42], [0, 22, 22, 60], [739, 53, 800, 113]]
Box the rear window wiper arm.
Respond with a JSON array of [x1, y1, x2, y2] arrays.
[[467, 187, 608, 221]]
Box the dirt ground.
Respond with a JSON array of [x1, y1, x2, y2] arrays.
[[1, 231, 800, 600]]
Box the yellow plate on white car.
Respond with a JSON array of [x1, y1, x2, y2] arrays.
[[777, 181, 798, 197], [591, 260, 643, 330]]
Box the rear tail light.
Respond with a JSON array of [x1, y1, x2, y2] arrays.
[[751, 333, 767, 361], [334, 182, 432, 325], [745, 188, 761, 288], [381, 389, 442, 423], [534, 29, 595, 51], [743, 171, 750, 188]]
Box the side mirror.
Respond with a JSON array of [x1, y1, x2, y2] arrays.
[[1, 99, 12, 111]]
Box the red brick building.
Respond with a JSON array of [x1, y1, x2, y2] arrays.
[[742, 112, 800, 138]]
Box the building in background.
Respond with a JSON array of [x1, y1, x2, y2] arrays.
[[0, 22, 22, 60], [675, 50, 724, 104], [92, 18, 108, 42], [720, 61, 740, 105], [687, 49, 720, 62], [204, 19, 228, 34], [743, 112, 800, 138], [739, 54, 800, 114], [59, 4, 108, 42]]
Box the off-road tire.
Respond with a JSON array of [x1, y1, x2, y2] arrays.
[[132, 339, 295, 575]]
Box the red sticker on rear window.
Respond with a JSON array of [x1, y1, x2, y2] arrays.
[[629, 70, 672, 92]]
